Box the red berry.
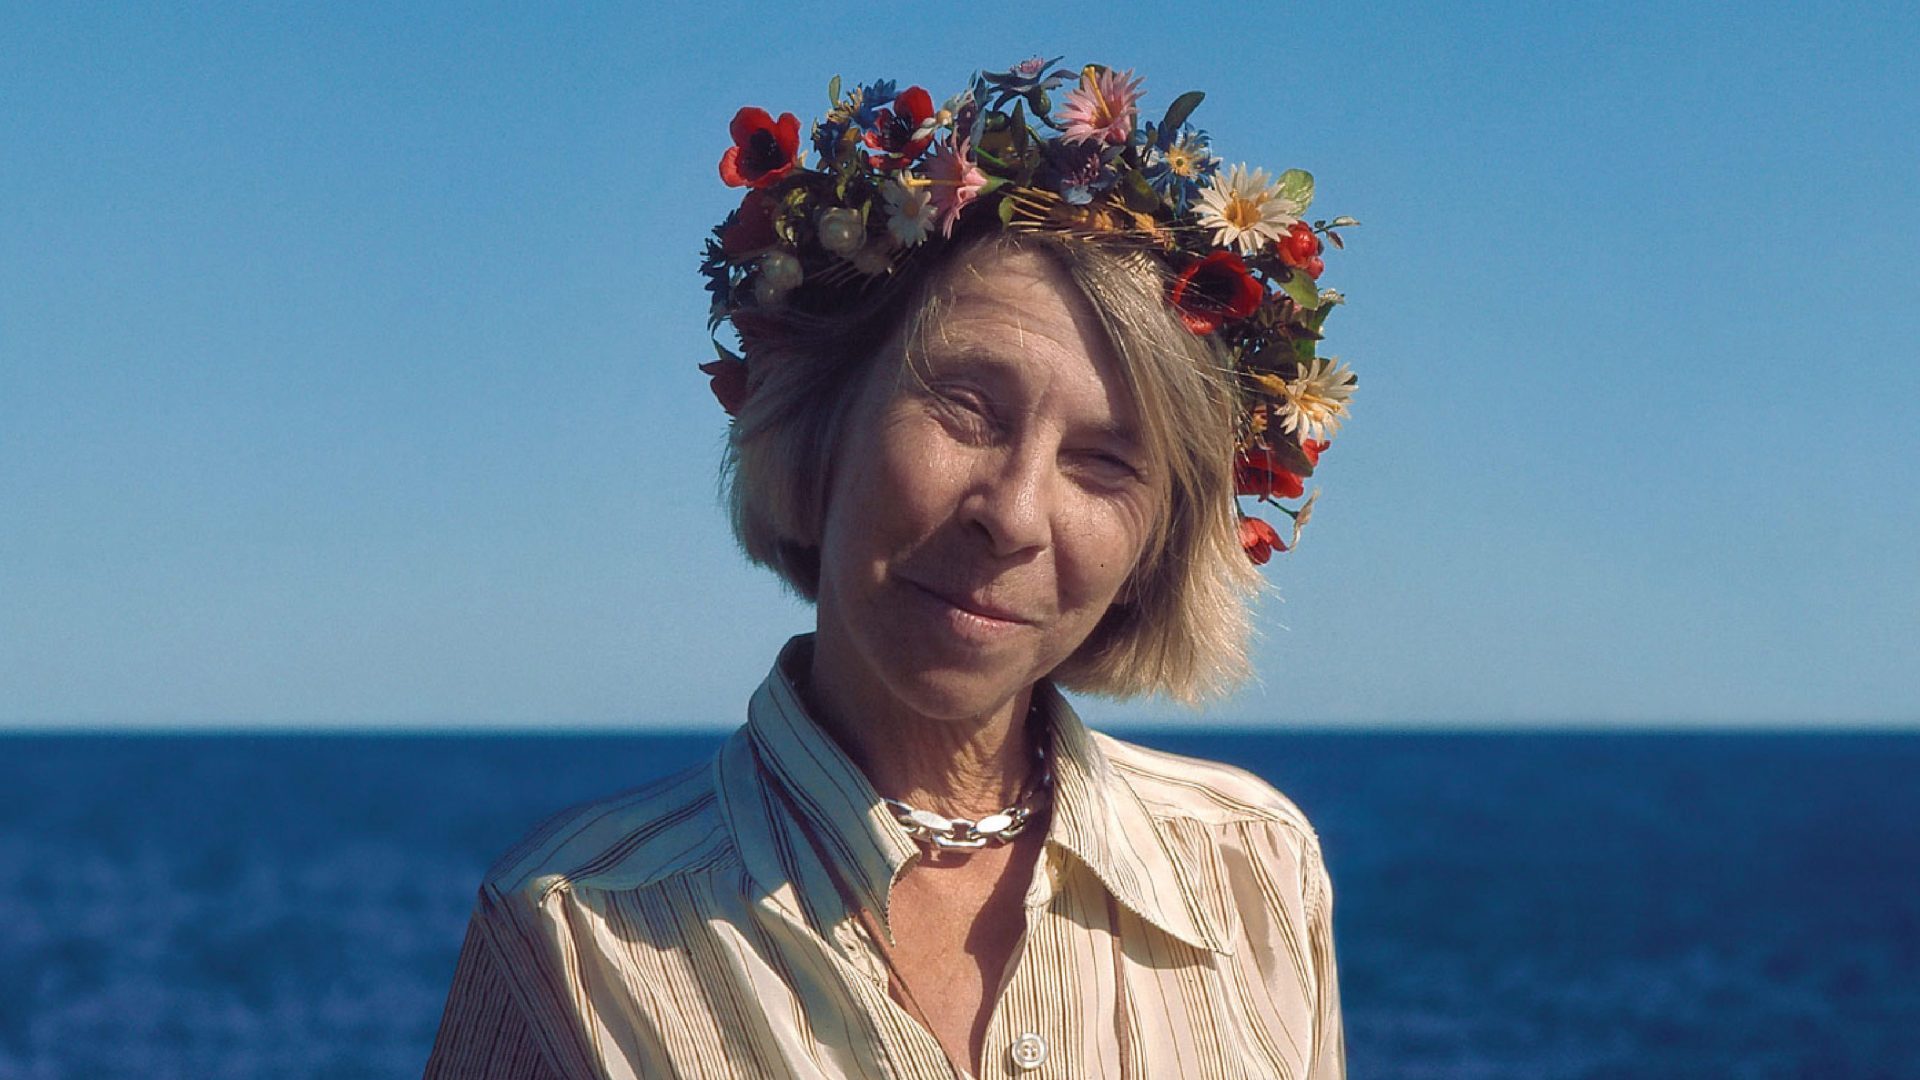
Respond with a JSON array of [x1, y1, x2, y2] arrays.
[[1277, 222, 1323, 271]]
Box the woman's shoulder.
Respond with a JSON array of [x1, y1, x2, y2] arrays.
[[478, 747, 734, 906], [1092, 731, 1325, 844]]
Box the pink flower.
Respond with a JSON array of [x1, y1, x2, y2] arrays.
[[1058, 67, 1143, 146], [925, 138, 989, 237]]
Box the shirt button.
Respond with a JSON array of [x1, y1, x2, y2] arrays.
[[1009, 1032, 1048, 1071]]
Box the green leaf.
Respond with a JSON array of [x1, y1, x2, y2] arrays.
[[978, 176, 1010, 196], [1241, 337, 1289, 373], [1159, 91, 1205, 135], [1278, 169, 1315, 212], [1329, 215, 1360, 228], [1120, 168, 1160, 213], [828, 75, 842, 107], [1277, 267, 1321, 310], [998, 195, 1018, 225], [1266, 430, 1317, 476], [1010, 101, 1029, 154]]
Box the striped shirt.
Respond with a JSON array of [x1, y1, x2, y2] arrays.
[[425, 637, 1345, 1079]]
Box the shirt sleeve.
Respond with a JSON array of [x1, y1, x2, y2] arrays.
[[1303, 839, 1348, 1080], [423, 902, 570, 1080]]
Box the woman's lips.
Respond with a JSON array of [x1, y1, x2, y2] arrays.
[[901, 578, 1034, 626]]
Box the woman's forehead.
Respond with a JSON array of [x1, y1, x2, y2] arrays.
[[921, 248, 1109, 358], [941, 244, 1068, 306]]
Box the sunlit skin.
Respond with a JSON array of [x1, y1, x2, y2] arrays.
[[804, 244, 1160, 1071]]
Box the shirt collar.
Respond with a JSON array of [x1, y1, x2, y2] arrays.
[[720, 634, 1232, 955], [723, 635, 919, 938], [1037, 680, 1237, 954]]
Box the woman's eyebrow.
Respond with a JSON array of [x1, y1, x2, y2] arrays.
[[915, 343, 1023, 373], [1089, 418, 1144, 447], [913, 344, 1142, 444]]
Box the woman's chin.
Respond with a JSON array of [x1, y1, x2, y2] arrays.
[[860, 598, 1053, 709], [876, 667, 1034, 727]]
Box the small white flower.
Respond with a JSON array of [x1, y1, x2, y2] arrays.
[[1272, 356, 1356, 443], [882, 180, 936, 247], [1195, 164, 1302, 255]]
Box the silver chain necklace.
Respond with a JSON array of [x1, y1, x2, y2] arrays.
[[882, 739, 1052, 851]]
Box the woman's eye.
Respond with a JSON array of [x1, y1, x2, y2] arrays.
[[928, 386, 997, 437], [1078, 451, 1144, 486]]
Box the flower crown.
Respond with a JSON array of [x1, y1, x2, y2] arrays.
[[698, 59, 1359, 564]]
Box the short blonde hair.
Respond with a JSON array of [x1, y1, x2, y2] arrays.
[[722, 231, 1260, 702]]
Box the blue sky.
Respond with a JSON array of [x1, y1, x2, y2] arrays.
[[3, 2, 1916, 729]]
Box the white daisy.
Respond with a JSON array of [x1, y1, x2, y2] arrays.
[[882, 180, 936, 247], [1260, 356, 1356, 443], [1194, 164, 1303, 255]]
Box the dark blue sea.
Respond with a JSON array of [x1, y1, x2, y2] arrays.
[[1, 731, 1915, 1079]]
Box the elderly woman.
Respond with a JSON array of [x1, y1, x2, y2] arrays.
[[428, 60, 1354, 1080]]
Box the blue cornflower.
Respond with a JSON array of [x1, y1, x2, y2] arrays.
[[848, 80, 899, 130], [816, 80, 901, 163], [1140, 123, 1220, 213]]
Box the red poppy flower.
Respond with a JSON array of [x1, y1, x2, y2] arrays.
[[1276, 221, 1325, 279], [1235, 446, 1306, 500], [1239, 515, 1285, 565], [719, 190, 780, 258], [1302, 438, 1329, 466], [1169, 250, 1264, 335], [719, 107, 801, 189], [862, 86, 936, 170], [698, 358, 749, 416]]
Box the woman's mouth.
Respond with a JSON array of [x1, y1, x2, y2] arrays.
[[900, 578, 1035, 632]]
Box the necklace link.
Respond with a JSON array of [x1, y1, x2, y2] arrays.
[[886, 802, 1037, 849], [883, 738, 1052, 851]]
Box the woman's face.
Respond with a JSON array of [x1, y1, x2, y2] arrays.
[[813, 245, 1160, 725]]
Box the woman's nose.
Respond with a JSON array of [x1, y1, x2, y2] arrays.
[[962, 445, 1052, 559]]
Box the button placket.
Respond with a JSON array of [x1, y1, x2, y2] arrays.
[[985, 873, 1055, 1075]]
